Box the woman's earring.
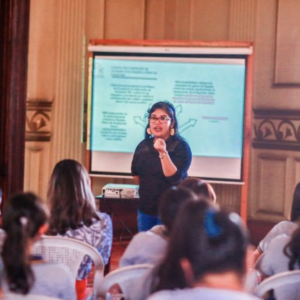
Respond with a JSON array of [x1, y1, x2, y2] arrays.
[[170, 128, 175, 136], [147, 128, 152, 135]]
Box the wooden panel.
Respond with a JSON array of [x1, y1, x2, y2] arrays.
[[86, 0, 106, 40], [257, 155, 286, 216], [274, 0, 300, 84], [164, 0, 176, 39], [145, 0, 166, 39], [173, 0, 192, 40], [190, 0, 230, 40], [250, 150, 300, 222], [295, 159, 300, 184], [24, 144, 51, 199], [27, 0, 57, 100], [213, 184, 241, 214], [104, 0, 146, 39], [229, 0, 256, 41], [50, 0, 85, 166]]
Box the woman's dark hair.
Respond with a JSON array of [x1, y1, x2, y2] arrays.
[[290, 183, 300, 222], [2, 192, 48, 294], [284, 227, 300, 270], [145, 101, 179, 139], [179, 177, 216, 203], [152, 200, 249, 292], [47, 159, 99, 235], [159, 186, 196, 234]]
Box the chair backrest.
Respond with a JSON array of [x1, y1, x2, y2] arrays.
[[32, 235, 104, 299], [253, 270, 300, 298], [98, 264, 154, 300], [244, 269, 261, 292], [3, 293, 62, 300]]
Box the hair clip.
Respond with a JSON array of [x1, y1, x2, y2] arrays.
[[204, 209, 222, 238], [229, 212, 242, 226], [20, 216, 28, 227]]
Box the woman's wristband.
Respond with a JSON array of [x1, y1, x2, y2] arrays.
[[159, 151, 168, 159]]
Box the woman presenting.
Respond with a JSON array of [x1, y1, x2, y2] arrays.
[[131, 101, 192, 232]]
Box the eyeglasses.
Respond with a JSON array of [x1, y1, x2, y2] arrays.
[[149, 116, 171, 124]]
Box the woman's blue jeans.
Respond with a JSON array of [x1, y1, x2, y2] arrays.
[[137, 210, 162, 232]]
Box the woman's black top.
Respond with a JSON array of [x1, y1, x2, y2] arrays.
[[131, 136, 192, 216]]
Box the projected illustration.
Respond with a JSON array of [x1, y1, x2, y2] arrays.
[[91, 58, 245, 159], [88, 49, 249, 180]]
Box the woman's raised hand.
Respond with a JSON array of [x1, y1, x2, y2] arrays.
[[153, 138, 167, 154]]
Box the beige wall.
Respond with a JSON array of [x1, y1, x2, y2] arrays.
[[25, 0, 300, 222]]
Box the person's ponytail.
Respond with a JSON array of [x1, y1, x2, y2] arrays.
[[2, 215, 34, 293], [2, 193, 48, 294]]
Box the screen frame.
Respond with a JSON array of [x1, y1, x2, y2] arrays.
[[86, 39, 253, 222], [87, 41, 252, 181]]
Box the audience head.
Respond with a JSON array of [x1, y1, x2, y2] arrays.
[[290, 182, 300, 222], [47, 159, 98, 235], [2, 192, 48, 294], [179, 177, 216, 203], [153, 200, 249, 292], [158, 186, 196, 234]]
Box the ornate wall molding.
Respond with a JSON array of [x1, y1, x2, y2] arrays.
[[26, 100, 52, 142], [253, 109, 300, 151]]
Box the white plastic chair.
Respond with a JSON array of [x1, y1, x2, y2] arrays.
[[32, 235, 104, 299], [253, 251, 266, 271], [253, 270, 300, 298], [3, 294, 62, 300], [98, 264, 154, 300], [244, 269, 262, 292]]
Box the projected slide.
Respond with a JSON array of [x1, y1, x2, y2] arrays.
[[91, 58, 246, 159]]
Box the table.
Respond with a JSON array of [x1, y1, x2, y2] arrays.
[[97, 195, 139, 240]]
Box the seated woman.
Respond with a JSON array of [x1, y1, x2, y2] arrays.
[[258, 226, 300, 299], [1, 192, 76, 300], [178, 177, 217, 203], [147, 200, 259, 300], [253, 182, 300, 262], [47, 159, 113, 300], [119, 186, 196, 267]]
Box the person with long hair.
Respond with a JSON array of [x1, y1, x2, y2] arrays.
[[1, 192, 76, 299], [47, 159, 113, 299], [132, 101, 192, 232], [258, 226, 300, 299], [119, 186, 196, 267], [178, 177, 217, 203], [147, 200, 258, 300], [253, 182, 300, 262]]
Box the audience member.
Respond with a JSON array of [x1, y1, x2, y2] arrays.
[[258, 226, 300, 299], [47, 159, 113, 300], [146, 200, 259, 300], [179, 177, 216, 202], [1, 192, 76, 299], [253, 182, 300, 261], [119, 186, 196, 267]]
